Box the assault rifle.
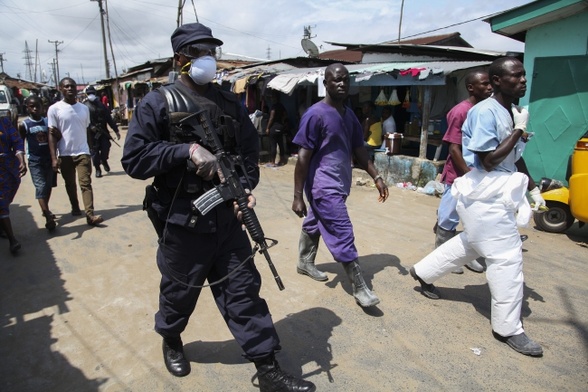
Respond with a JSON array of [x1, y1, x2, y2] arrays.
[[90, 124, 120, 147], [174, 110, 285, 291]]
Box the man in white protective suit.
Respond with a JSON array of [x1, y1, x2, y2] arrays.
[[409, 57, 546, 357]]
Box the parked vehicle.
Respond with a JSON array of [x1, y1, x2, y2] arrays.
[[0, 84, 19, 126], [534, 131, 588, 233]]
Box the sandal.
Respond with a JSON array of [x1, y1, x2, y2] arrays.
[[45, 219, 57, 231]]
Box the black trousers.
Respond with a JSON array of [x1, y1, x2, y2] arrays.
[[91, 134, 111, 168], [154, 217, 280, 360], [269, 126, 287, 161]]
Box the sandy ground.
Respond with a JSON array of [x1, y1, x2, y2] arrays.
[[1, 127, 587, 392]]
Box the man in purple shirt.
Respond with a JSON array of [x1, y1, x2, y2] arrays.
[[435, 70, 492, 273], [292, 63, 389, 308]]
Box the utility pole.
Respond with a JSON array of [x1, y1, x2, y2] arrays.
[[398, 0, 405, 43], [48, 59, 57, 88], [48, 40, 63, 83], [176, 0, 185, 28], [91, 0, 111, 79], [104, 0, 121, 104], [0, 53, 6, 73], [34, 39, 39, 82], [24, 41, 34, 81]]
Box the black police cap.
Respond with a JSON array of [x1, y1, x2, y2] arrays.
[[171, 23, 223, 53]]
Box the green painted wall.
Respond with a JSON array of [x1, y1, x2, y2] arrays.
[[520, 11, 588, 107], [520, 11, 588, 183]]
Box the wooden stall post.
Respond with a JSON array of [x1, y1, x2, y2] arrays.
[[419, 85, 432, 159]]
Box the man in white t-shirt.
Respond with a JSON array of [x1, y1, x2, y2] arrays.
[[48, 77, 103, 226]]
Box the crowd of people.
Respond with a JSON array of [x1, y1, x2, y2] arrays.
[[1, 21, 546, 391], [0, 77, 121, 254]]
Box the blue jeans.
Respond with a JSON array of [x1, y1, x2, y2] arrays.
[[28, 158, 56, 199], [437, 184, 460, 231]]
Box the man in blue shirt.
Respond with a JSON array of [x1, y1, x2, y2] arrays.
[[410, 57, 546, 357]]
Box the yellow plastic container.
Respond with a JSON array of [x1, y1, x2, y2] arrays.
[[569, 135, 588, 223]]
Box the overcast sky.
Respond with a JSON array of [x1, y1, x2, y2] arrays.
[[1, 0, 534, 85]]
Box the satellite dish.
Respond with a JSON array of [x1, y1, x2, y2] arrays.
[[301, 38, 319, 58]]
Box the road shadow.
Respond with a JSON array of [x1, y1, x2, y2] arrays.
[[410, 279, 545, 325], [0, 203, 106, 391], [184, 307, 342, 388], [312, 253, 401, 316], [565, 221, 588, 243], [42, 204, 143, 239]]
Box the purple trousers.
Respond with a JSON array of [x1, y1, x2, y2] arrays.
[[302, 194, 358, 263]]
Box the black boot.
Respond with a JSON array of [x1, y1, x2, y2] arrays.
[[103, 161, 111, 172], [162, 337, 191, 377], [254, 354, 316, 392], [95, 167, 102, 178], [297, 230, 327, 281], [342, 260, 380, 307]]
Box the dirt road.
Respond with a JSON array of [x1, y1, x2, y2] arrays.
[[1, 129, 587, 391]]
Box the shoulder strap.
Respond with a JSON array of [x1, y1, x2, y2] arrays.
[[158, 80, 243, 154]]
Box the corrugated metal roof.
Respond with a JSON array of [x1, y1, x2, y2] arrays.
[[223, 62, 299, 83], [323, 41, 518, 60], [318, 49, 363, 63], [387, 32, 469, 46]]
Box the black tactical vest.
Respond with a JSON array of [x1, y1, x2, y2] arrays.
[[158, 80, 241, 154], [85, 100, 107, 127], [155, 80, 243, 197]]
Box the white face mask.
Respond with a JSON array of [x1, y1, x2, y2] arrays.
[[188, 56, 217, 85], [88, 94, 97, 101]]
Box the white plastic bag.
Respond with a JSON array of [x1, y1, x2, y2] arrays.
[[417, 180, 444, 196], [388, 89, 401, 106]]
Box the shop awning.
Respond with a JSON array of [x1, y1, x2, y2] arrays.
[[266, 60, 491, 94]]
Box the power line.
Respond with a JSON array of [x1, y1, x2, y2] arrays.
[[396, 12, 495, 42]]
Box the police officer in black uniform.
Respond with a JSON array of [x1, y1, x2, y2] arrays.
[[121, 23, 315, 392], [85, 85, 120, 178]]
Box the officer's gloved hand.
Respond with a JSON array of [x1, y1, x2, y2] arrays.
[[189, 143, 219, 181], [529, 186, 546, 211], [512, 105, 529, 133]]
